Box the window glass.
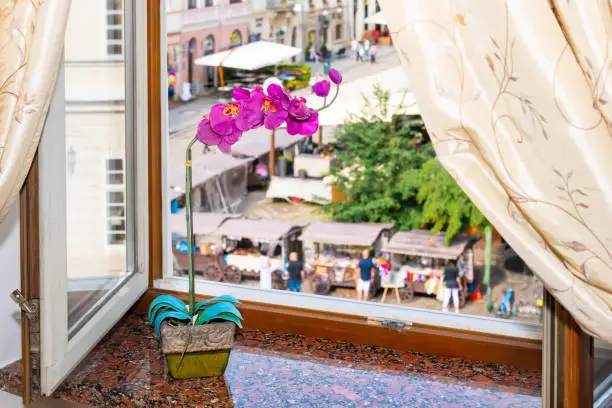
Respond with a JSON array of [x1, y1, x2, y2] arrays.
[[64, 0, 134, 333], [163, 1, 542, 332]]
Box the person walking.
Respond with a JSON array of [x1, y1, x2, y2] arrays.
[[357, 43, 365, 62], [350, 37, 358, 61], [364, 38, 371, 58], [442, 260, 462, 313], [287, 252, 304, 293], [259, 249, 272, 290], [356, 249, 375, 301], [370, 44, 378, 64]]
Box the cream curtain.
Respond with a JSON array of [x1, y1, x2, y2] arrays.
[[0, 0, 71, 221], [379, 0, 612, 342]]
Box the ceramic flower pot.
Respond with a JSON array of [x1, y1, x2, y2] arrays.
[[160, 321, 236, 379]]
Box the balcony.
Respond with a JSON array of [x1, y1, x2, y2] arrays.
[[181, 2, 251, 29], [266, 0, 296, 11]]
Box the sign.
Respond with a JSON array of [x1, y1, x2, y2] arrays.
[[229, 30, 242, 48]]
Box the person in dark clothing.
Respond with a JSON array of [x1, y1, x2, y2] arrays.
[[356, 249, 375, 301], [442, 260, 462, 313], [287, 252, 303, 292]]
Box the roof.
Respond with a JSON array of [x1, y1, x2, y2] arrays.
[[170, 212, 241, 237], [168, 152, 250, 200], [214, 218, 306, 242], [299, 222, 394, 246], [382, 230, 478, 259], [194, 41, 301, 70]]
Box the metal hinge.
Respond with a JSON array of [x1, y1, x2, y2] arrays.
[[10, 289, 39, 320]]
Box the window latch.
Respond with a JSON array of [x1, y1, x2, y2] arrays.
[[366, 317, 412, 330]]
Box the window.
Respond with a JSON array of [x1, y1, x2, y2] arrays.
[[229, 0, 242, 3], [188, 0, 197, 9], [106, 0, 123, 57], [106, 159, 126, 245], [335, 24, 342, 40], [205, 0, 213, 6]]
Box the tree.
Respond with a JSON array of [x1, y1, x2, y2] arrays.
[[324, 84, 487, 243]]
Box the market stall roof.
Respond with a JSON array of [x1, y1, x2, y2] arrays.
[[214, 218, 306, 242], [229, 126, 306, 158], [365, 11, 387, 25], [170, 211, 241, 237], [168, 152, 250, 200], [194, 41, 301, 70], [305, 66, 419, 126], [299, 222, 394, 246], [382, 230, 478, 260]]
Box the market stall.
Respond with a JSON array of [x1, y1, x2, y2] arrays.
[[381, 230, 478, 306], [293, 153, 335, 178], [299, 222, 393, 295], [172, 212, 241, 280], [213, 218, 305, 288]]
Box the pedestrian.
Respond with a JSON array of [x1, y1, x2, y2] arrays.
[[287, 252, 304, 292], [370, 44, 378, 64], [442, 260, 462, 313], [350, 37, 358, 61], [356, 249, 375, 301], [357, 43, 365, 62], [364, 38, 371, 57], [259, 249, 272, 290], [309, 45, 317, 62]]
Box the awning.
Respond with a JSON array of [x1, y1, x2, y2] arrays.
[[265, 176, 332, 204], [214, 218, 306, 242], [194, 41, 301, 70], [170, 212, 241, 237], [299, 222, 394, 246], [382, 230, 478, 259], [168, 152, 250, 200], [365, 11, 387, 25], [305, 66, 419, 126]]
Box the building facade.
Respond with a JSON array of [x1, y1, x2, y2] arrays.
[[167, 0, 252, 95]]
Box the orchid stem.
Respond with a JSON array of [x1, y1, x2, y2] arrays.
[[186, 137, 198, 317], [316, 85, 340, 112]]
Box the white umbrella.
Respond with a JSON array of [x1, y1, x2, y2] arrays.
[[306, 66, 420, 126], [194, 41, 301, 70], [365, 11, 387, 25]]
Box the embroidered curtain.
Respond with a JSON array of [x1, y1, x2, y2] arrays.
[[0, 0, 71, 221], [379, 0, 612, 341]]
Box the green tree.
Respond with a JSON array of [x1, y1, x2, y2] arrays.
[[324, 84, 487, 243]]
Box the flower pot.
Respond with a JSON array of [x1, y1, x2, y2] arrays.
[[278, 159, 288, 177], [160, 321, 236, 379]]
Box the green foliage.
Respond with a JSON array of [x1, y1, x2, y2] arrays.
[[148, 294, 242, 338], [324, 84, 486, 244]]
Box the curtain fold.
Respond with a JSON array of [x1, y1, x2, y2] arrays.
[[0, 0, 71, 221], [379, 0, 612, 342]]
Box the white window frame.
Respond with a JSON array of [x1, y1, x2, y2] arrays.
[[38, 0, 148, 395], [156, 1, 541, 342]]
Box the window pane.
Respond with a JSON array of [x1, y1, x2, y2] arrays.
[[65, 0, 132, 332], [163, 0, 541, 335]]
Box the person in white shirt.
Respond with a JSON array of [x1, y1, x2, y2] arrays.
[[259, 250, 272, 290], [350, 37, 358, 61]]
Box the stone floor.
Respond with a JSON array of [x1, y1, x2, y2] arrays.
[[2, 310, 541, 407]]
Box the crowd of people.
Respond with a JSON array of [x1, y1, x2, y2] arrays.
[[350, 37, 379, 64]]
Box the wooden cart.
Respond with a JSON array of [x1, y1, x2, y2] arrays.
[[381, 230, 478, 308], [299, 222, 394, 297]]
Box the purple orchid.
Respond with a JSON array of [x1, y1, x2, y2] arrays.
[[313, 80, 331, 97], [209, 101, 251, 137], [329, 68, 342, 85], [195, 116, 241, 153], [268, 83, 319, 135], [243, 87, 288, 130]]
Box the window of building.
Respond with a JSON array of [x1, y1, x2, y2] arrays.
[[106, 0, 123, 57], [205, 0, 213, 6], [188, 0, 197, 9], [229, 0, 242, 3], [106, 159, 126, 245], [335, 24, 342, 40]]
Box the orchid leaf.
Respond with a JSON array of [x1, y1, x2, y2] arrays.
[[194, 295, 241, 313], [195, 302, 243, 326], [154, 310, 191, 338], [148, 295, 187, 324], [204, 312, 243, 328]]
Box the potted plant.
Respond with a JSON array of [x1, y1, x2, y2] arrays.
[[148, 68, 342, 379], [278, 155, 293, 177], [298, 168, 308, 179]]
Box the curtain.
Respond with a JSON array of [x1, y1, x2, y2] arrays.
[[0, 0, 71, 221], [379, 0, 612, 342]]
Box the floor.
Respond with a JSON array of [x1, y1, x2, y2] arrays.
[[1, 311, 541, 407]]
